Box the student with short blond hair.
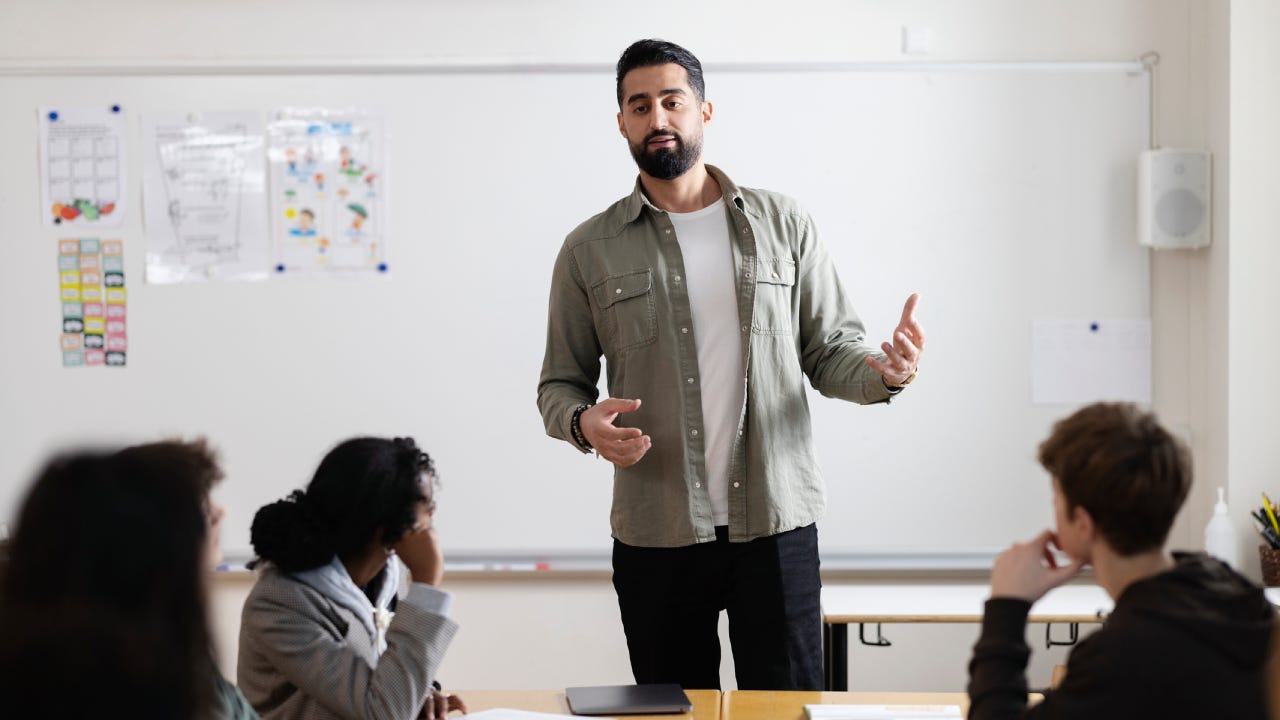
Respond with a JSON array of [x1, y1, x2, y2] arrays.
[[968, 402, 1276, 720]]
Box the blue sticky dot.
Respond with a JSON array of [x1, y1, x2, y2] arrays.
[[377, 263, 388, 273], [48, 111, 59, 121], [275, 263, 286, 273], [1090, 322, 1100, 332], [111, 105, 121, 113]]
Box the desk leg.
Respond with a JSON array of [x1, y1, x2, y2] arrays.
[[823, 622, 848, 691]]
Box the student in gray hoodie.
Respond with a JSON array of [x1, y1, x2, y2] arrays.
[[238, 437, 463, 720], [967, 402, 1278, 720]]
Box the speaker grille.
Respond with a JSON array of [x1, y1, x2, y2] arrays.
[[1155, 187, 1205, 237]]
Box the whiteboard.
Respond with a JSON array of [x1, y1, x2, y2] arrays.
[[0, 65, 1149, 561]]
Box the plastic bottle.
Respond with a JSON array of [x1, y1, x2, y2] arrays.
[[1203, 486, 1239, 569]]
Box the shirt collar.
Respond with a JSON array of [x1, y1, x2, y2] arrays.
[[621, 163, 744, 223]]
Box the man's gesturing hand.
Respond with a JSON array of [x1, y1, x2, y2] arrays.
[[581, 398, 651, 468], [866, 293, 925, 387]]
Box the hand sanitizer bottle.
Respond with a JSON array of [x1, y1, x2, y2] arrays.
[[1204, 486, 1239, 569]]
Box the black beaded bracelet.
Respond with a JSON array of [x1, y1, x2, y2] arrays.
[[570, 403, 594, 451]]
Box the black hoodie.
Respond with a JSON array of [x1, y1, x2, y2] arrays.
[[968, 552, 1277, 720]]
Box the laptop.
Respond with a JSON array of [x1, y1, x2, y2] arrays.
[[565, 684, 692, 715]]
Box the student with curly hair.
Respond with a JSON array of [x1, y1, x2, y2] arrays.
[[237, 437, 463, 720], [0, 439, 257, 720]]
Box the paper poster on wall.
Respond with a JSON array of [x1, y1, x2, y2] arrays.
[[39, 106, 127, 228], [1031, 319, 1150, 405], [59, 239, 127, 367], [267, 109, 388, 275], [141, 112, 269, 283]]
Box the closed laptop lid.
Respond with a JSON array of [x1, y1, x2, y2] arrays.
[[565, 684, 692, 715]]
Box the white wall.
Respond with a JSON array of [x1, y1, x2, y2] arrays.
[[1228, 0, 1280, 578], [3, 0, 1227, 693]]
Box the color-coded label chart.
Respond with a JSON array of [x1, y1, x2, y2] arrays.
[[59, 238, 126, 367]]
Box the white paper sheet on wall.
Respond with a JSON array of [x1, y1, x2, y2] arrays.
[[39, 106, 128, 228], [1031, 319, 1152, 405], [141, 111, 269, 282]]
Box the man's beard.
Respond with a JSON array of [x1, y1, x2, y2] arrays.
[[629, 129, 702, 180]]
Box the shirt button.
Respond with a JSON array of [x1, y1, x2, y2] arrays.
[[674, 275, 682, 282], [681, 327, 689, 334], [695, 482, 701, 489], [741, 325, 748, 333], [665, 229, 671, 234], [690, 428, 699, 437], [686, 377, 694, 384], [745, 272, 752, 279], [733, 482, 740, 488], [772, 272, 779, 278], [615, 288, 622, 294]]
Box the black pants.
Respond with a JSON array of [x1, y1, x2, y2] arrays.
[[611, 523, 822, 691]]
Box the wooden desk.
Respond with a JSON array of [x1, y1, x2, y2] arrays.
[[723, 690, 970, 720], [822, 584, 1112, 690], [454, 689, 721, 719]]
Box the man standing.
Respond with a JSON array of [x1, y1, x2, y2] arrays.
[[537, 39, 924, 691]]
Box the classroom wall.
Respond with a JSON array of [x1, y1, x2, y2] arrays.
[[2, 0, 1236, 693], [1228, 0, 1280, 575]]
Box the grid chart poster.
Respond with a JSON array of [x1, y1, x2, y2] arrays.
[[39, 106, 127, 228], [267, 109, 388, 275], [59, 239, 127, 367]]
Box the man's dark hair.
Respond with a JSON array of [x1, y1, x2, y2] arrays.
[[1038, 402, 1190, 555], [616, 39, 705, 108], [0, 439, 222, 719], [250, 436, 435, 573]]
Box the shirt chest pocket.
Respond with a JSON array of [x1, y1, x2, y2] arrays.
[[752, 258, 796, 335], [592, 269, 657, 352]]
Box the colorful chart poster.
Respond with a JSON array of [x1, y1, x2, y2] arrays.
[[267, 109, 388, 275], [141, 111, 269, 283], [39, 106, 128, 228], [59, 238, 127, 367]]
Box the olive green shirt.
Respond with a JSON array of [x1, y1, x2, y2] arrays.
[[538, 165, 896, 548]]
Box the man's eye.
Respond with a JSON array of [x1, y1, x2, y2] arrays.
[[633, 105, 648, 114]]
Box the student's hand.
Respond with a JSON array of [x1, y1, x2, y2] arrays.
[[394, 525, 444, 587], [866, 293, 925, 387], [421, 689, 466, 719], [581, 398, 651, 468], [990, 530, 1085, 603]]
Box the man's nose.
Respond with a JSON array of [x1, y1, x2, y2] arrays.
[[648, 106, 669, 131]]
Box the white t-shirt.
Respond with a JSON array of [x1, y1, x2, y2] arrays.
[[668, 198, 745, 526]]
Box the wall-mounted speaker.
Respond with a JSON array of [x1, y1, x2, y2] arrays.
[[1138, 148, 1211, 249]]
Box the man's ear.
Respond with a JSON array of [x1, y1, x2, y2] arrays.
[[1072, 504, 1097, 542], [701, 100, 713, 126], [617, 112, 627, 139]]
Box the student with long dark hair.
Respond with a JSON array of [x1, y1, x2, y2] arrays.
[[237, 436, 462, 720], [0, 439, 257, 720]]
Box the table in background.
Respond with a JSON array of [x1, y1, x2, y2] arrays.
[[454, 689, 720, 719], [822, 584, 1112, 690]]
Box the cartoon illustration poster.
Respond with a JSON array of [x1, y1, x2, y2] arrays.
[[59, 238, 127, 368], [141, 111, 269, 283], [267, 109, 388, 275], [39, 106, 128, 228]]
